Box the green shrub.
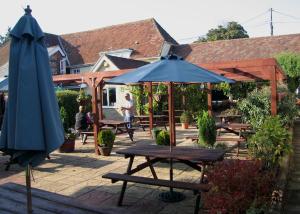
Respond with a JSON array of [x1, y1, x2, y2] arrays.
[[152, 128, 162, 139], [98, 130, 115, 147], [156, 130, 170, 146], [249, 116, 292, 168], [197, 111, 216, 147], [238, 87, 270, 129], [180, 111, 192, 123], [59, 106, 68, 132], [56, 90, 79, 129], [238, 86, 298, 129]]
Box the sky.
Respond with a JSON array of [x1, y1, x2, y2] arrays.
[[1, 0, 300, 44]]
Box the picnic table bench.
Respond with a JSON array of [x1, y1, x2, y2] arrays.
[[102, 144, 225, 214], [135, 115, 168, 130], [99, 119, 134, 141]]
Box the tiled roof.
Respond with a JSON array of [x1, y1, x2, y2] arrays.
[[0, 41, 10, 67], [106, 54, 149, 69], [172, 33, 300, 64], [60, 18, 178, 65]]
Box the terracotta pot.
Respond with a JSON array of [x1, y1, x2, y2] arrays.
[[98, 146, 113, 156], [181, 123, 189, 129], [59, 139, 75, 153]]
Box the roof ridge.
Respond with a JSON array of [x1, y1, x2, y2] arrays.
[[60, 18, 155, 36], [152, 19, 178, 45], [189, 32, 300, 46]]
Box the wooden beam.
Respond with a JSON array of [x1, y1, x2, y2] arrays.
[[147, 82, 153, 135], [91, 78, 100, 155], [271, 66, 277, 115], [168, 82, 176, 146], [207, 83, 212, 116], [98, 81, 104, 120]]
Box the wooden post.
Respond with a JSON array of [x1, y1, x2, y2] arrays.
[[168, 82, 176, 146], [270, 66, 277, 115], [207, 83, 212, 116], [98, 81, 104, 120], [147, 82, 153, 135], [139, 85, 144, 115], [91, 78, 100, 155]]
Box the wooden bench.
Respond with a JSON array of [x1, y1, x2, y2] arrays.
[[103, 172, 210, 214]]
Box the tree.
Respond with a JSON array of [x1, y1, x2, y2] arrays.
[[276, 52, 300, 92], [0, 27, 11, 46], [196, 21, 249, 42]]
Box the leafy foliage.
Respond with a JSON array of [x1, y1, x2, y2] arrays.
[[156, 130, 170, 146], [276, 52, 300, 92], [214, 82, 257, 100], [98, 130, 115, 147], [0, 27, 11, 45], [238, 86, 298, 129], [204, 160, 275, 214], [249, 116, 292, 168], [197, 21, 249, 42], [56, 90, 80, 129], [197, 111, 216, 147], [180, 111, 192, 123], [238, 87, 270, 129]]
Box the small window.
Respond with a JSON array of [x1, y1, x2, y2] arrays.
[[102, 87, 116, 107], [71, 69, 80, 74], [60, 59, 66, 73]]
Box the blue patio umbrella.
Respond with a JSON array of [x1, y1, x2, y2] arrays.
[[0, 6, 64, 213], [107, 54, 234, 202]]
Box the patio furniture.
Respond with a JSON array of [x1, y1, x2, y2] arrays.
[[216, 122, 252, 138], [102, 144, 225, 214], [135, 115, 168, 130], [99, 119, 134, 141]]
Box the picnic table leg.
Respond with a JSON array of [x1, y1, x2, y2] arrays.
[[194, 165, 205, 214], [118, 156, 134, 206], [146, 157, 158, 179]]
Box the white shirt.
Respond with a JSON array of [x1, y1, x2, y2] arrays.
[[124, 100, 134, 117]]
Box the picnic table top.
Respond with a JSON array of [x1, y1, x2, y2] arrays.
[[215, 114, 241, 118], [216, 122, 251, 129], [135, 115, 168, 118], [117, 144, 225, 163], [99, 119, 128, 125]]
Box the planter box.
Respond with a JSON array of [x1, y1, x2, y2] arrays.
[[98, 146, 113, 156], [59, 139, 75, 153]]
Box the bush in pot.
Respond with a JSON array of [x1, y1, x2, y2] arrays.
[[59, 107, 76, 153], [197, 111, 216, 148], [156, 130, 170, 146], [98, 129, 116, 156], [180, 111, 192, 129]]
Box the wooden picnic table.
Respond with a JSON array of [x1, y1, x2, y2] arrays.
[[135, 115, 168, 130], [216, 122, 252, 137], [102, 144, 225, 214], [99, 119, 134, 141]]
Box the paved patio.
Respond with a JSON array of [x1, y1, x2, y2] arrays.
[[0, 126, 242, 214]]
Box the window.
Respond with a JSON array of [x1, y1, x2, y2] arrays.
[[72, 69, 80, 74], [102, 87, 116, 107], [60, 59, 67, 74]]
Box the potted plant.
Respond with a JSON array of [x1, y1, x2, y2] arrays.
[[151, 128, 162, 140], [155, 130, 170, 146], [59, 107, 76, 152], [98, 129, 116, 156], [76, 90, 88, 106], [197, 111, 216, 148], [59, 129, 76, 153], [180, 111, 192, 129]]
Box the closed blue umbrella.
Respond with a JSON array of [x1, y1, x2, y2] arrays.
[[0, 6, 64, 213], [107, 54, 234, 202]]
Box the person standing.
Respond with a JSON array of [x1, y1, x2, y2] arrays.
[[121, 93, 134, 128], [75, 106, 88, 144]]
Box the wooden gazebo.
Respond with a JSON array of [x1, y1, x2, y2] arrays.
[[53, 57, 285, 155]]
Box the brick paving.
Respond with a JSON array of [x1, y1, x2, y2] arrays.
[[0, 126, 241, 214]]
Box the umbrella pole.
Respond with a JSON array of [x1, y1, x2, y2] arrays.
[[26, 164, 32, 214]]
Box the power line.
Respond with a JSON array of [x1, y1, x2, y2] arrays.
[[241, 9, 269, 24], [273, 9, 300, 20]]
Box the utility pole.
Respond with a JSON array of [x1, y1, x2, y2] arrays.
[[270, 8, 274, 36]]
